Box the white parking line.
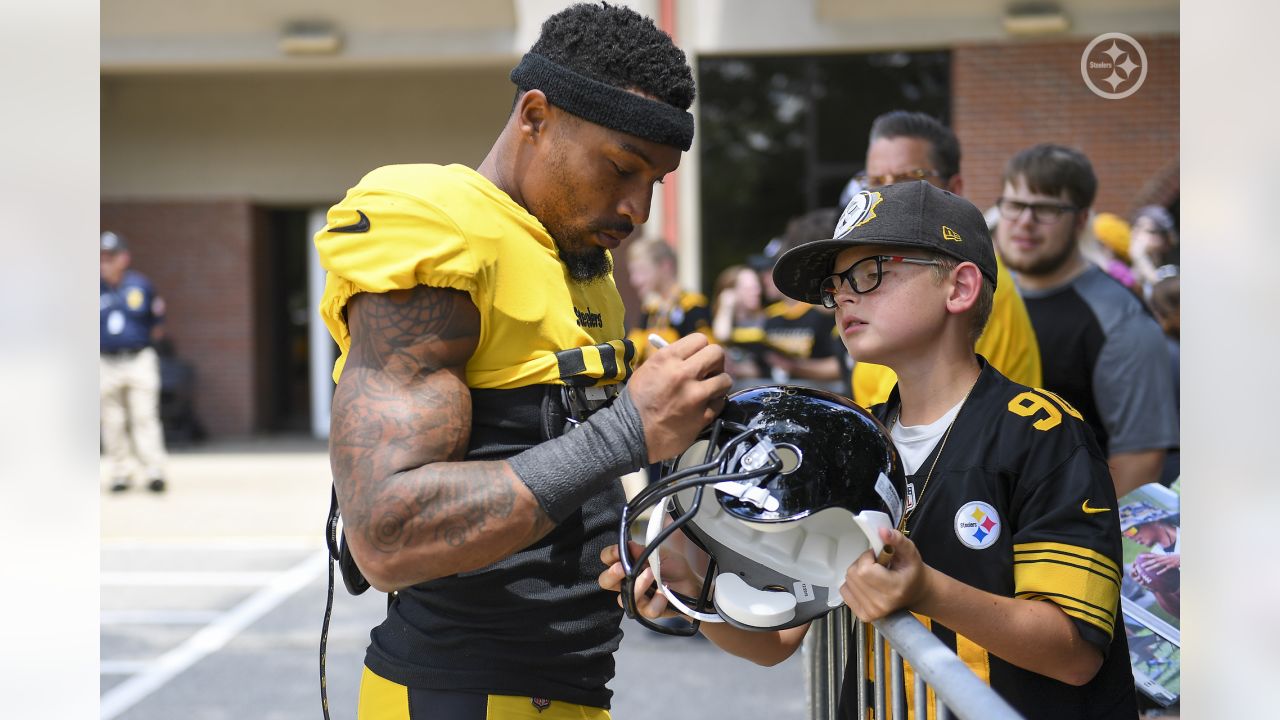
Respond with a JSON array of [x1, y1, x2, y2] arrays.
[[99, 550, 328, 720], [100, 660, 151, 675]]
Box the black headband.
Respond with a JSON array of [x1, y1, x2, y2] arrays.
[[509, 53, 694, 151]]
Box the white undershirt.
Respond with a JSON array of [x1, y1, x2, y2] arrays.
[[890, 398, 966, 476]]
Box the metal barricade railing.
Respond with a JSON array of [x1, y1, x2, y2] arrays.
[[806, 602, 849, 717], [805, 608, 1024, 720]]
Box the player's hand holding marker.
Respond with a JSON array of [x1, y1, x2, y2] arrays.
[[626, 332, 731, 463]]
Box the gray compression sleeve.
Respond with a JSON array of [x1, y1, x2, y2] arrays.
[[508, 387, 648, 523]]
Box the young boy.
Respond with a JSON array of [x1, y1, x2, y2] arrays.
[[599, 181, 1136, 718]]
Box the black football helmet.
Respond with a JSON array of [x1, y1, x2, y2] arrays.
[[619, 384, 906, 636]]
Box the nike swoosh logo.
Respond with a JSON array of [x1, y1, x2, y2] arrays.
[[1081, 499, 1110, 514], [329, 209, 370, 234]]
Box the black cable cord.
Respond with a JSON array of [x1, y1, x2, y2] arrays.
[[321, 486, 341, 720], [321, 550, 336, 720]]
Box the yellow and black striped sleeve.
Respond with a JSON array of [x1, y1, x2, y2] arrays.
[[1013, 541, 1121, 637], [1011, 442, 1124, 651]]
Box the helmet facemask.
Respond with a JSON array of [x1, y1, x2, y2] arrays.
[[619, 385, 906, 636]]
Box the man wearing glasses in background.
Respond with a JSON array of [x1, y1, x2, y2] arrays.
[[993, 144, 1177, 497], [844, 111, 1043, 409]]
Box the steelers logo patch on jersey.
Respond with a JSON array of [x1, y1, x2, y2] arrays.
[[954, 501, 1001, 549], [833, 190, 884, 239]]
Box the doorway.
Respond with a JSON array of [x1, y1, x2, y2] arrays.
[[258, 208, 315, 433]]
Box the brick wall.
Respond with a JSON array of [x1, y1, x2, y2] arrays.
[[100, 201, 260, 436], [953, 35, 1179, 218]]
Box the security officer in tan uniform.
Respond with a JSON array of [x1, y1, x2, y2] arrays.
[[100, 231, 167, 493]]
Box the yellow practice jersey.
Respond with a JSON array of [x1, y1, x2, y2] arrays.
[[852, 255, 1041, 406], [315, 163, 632, 389]]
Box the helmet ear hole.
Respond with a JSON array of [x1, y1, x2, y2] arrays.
[[773, 443, 802, 474]]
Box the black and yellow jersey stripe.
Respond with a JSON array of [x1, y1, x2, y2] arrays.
[[1014, 541, 1121, 635]]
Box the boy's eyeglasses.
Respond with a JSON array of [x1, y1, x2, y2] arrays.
[[853, 168, 941, 189], [995, 198, 1078, 224], [819, 255, 944, 308]]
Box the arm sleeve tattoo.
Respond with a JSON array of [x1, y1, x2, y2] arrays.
[[328, 285, 557, 586]]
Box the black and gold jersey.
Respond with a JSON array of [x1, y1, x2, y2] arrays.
[[852, 359, 1137, 719], [763, 300, 838, 360], [718, 302, 838, 382], [316, 163, 632, 390], [626, 289, 712, 366]]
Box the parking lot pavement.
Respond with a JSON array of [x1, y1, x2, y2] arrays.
[[100, 439, 352, 719], [613, 618, 808, 718], [101, 439, 806, 719], [100, 437, 333, 544]]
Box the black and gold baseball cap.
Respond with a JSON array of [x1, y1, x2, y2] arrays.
[[772, 181, 996, 305]]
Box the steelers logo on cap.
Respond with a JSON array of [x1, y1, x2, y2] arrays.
[[834, 191, 883, 240], [954, 500, 1001, 549]]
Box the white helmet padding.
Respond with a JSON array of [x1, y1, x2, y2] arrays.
[[644, 492, 891, 629]]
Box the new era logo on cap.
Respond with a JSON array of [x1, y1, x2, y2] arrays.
[[942, 226, 962, 243]]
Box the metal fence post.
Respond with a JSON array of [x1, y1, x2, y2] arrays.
[[804, 607, 850, 720], [806, 610, 1023, 720]]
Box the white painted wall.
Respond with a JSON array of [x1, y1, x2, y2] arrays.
[[688, 0, 1176, 54], [101, 67, 514, 203]]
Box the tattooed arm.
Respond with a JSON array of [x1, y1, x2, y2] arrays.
[[333, 283, 734, 591], [330, 286, 555, 591]]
